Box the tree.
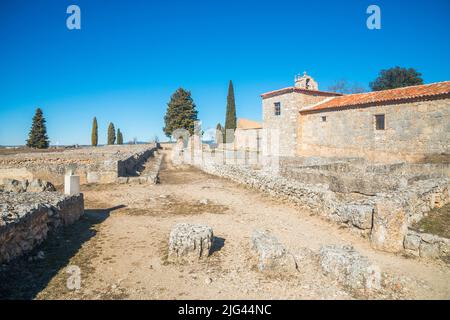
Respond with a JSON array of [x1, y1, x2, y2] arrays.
[[117, 128, 123, 145], [327, 80, 366, 94], [215, 123, 223, 144], [26, 108, 49, 149], [91, 117, 98, 146], [224, 80, 237, 142], [370, 67, 423, 91], [163, 88, 198, 138], [107, 122, 116, 145]]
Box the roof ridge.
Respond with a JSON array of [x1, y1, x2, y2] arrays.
[[301, 80, 450, 113], [342, 80, 450, 97]]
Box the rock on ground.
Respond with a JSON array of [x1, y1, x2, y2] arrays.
[[251, 230, 297, 273], [168, 223, 213, 262], [1, 178, 56, 193], [319, 245, 381, 291]]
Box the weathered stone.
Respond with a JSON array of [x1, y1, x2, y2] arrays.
[[27, 179, 56, 192], [371, 199, 408, 253], [404, 233, 421, 251], [1, 178, 55, 193], [168, 223, 213, 262], [0, 192, 84, 263], [251, 230, 297, 273], [319, 245, 381, 291], [64, 175, 80, 196], [87, 172, 100, 183], [347, 204, 373, 229], [419, 242, 440, 258], [117, 177, 129, 184]]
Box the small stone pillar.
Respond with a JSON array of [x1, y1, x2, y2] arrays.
[[370, 198, 408, 253], [64, 170, 80, 196]]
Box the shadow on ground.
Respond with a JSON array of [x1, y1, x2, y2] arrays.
[[211, 236, 225, 254], [0, 205, 125, 300]]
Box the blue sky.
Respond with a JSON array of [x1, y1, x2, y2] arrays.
[[0, 0, 449, 145]]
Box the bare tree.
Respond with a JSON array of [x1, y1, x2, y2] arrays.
[[328, 80, 366, 94]]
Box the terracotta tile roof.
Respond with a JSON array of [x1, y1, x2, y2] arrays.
[[237, 118, 263, 130], [261, 87, 342, 99], [300, 81, 450, 114]]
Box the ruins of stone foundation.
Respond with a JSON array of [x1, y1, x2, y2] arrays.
[[0, 144, 163, 263]]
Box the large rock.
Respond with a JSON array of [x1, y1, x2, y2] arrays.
[[319, 245, 381, 291], [251, 230, 297, 273], [168, 223, 213, 262], [335, 204, 373, 229], [370, 198, 408, 253]]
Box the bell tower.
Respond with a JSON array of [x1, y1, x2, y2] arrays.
[[295, 71, 319, 90]]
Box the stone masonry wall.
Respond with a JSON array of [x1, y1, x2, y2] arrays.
[[262, 92, 334, 157], [179, 146, 449, 260], [299, 99, 450, 163], [0, 192, 84, 263], [0, 145, 157, 185]]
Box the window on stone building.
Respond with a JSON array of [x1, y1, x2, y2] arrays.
[[375, 114, 385, 130], [321, 116, 327, 122], [274, 102, 281, 116]]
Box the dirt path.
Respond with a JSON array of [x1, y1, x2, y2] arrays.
[[1, 150, 449, 299]]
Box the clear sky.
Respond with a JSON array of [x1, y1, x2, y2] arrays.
[[1, 0, 449, 145]]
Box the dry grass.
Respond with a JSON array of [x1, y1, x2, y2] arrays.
[[411, 203, 450, 239]]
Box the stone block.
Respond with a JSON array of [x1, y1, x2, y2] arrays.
[[64, 175, 80, 196], [420, 242, 440, 259], [117, 177, 129, 184], [404, 233, 421, 251], [319, 245, 381, 291], [168, 223, 213, 262], [370, 199, 408, 253], [87, 172, 100, 183], [251, 230, 297, 273]]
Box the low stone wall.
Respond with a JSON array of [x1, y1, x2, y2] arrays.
[[0, 145, 157, 185], [117, 151, 163, 184], [187, 157, 449, 259], [404, 230, 450, 259], [280, 157, 450, 195], [0, 191, 84, 263], [117, 147, 157, 177]]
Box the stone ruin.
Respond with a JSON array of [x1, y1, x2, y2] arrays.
[[0, 178, 56, 193], [0, 144, 161, 186], [168, 223, 214, 263], [251, 230, 297, 273], [175, 139, 450, 261], [0, 191, 84, 263]]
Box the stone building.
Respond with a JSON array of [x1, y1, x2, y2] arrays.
[[261, 73, 450, 162], [234, 118, 262, 151]]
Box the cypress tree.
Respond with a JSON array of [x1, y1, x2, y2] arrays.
[[117, 128, 123, 145], [91, 117, 98, 146], [107, 122, 116, 145], [224, 80, 237, 142], [26, 108, 49, 149], [163, 88, 198, 138]]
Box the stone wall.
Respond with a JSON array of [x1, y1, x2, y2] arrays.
[[279, 157, 450, 195], [0, 191, 84, 263], [179, 146, 449, 259], [234, 128, 262, 151], [117, 150, 163, 184], [0, 145, 157, 185], [299, 99, 450, 163], [262, 92, 335, 157]]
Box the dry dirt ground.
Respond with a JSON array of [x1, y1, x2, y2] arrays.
[[1, 151, 450, 300]]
